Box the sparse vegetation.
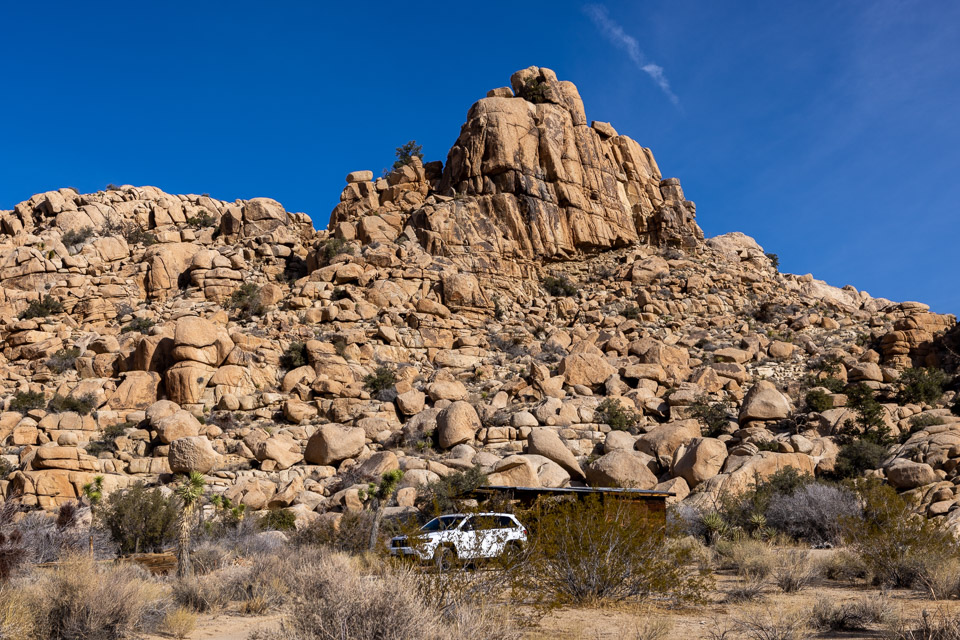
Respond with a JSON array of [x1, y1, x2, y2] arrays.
[[45, 347, 80, 374], [898, 367, 948, 405], [185, 212, 216, 228], [9, 390, 45, 413], [689, 396, 733, 437], [519, 76, 549, 103], [594, 397, 641, 431], [227, 282, 265, 319], [259, 509, 297, 532], [804, 388, 834, 413], [392, 140, 424, 170], [18, 295, 63, 319], [542, 274, 577, 297], [62, 226, 94, 248], [97, 482, 179, 554], [280, 341, 309, 370], [47, 393, 97, 415], [363, 366, 397, 394], [120, 317, 155, 334], [323, 237, 355, 261]]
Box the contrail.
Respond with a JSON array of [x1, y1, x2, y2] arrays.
[[583, 4, 680, 105]]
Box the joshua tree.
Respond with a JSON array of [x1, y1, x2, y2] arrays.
[[81, 475, 103, 556], [367, 469, 404, 551], [175, 471, 206, 578]]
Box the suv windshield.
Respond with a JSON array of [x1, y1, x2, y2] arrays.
[[420, 516, 465, 532]]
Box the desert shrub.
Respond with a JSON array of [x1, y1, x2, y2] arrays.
[[898, 367, 948, 405], [542, 275, 577, 297], [322, 237, 354, 262], [47, 393, 97, 416], [765, 482, 860, 544], [633, 617, 673, 640], [842, 479, 960, 588], [363, 366, 397, 394], [280, 341, 309, 370], [519, 76, 549, 103], [228, 282, 265, 319], [9, 390, 45, 413], [416, 466, 488, 516], [843, 383, 892, 445], [725, 574, 766, 603], [171, 573, 235, 613], [9, 554, 164, 640], [689, 396, 733, 436], [523, 495, 710, 605], [392, 140, 423, 170], [84, 421, 130, 456], [162, 606, 196, 639], [714, 539, 776, 579], [291, 510, 376, 554], [124, 225, 157, 246], [804, 389, 834, 413], [45, 347, 80, 374], [259, 509, 296, 532], [0, 502, 29, 582], [185, 212, 216, 228], [810, 594, 891, 631], [11, 505, 111, 565], [910, 413, 946, 430], [188, 541, 230, 576], [734, 606, 809, 640], [594, 397, 641, 431], [832, 439, 888, 480], [711, 467, 814, 537], [97, 482, 178, 554], [18, 295, 63, 319], [891, 610, 960, 640], [61, 226, 94, 248], [773, 549, 815, 592], [820, 549, 871, 582], [120, 317, 155, 334], [622, 305, 641, 320], [917, 557, 960, 600], [765, 252, 779, 270]]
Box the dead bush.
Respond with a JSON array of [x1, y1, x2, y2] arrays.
[[171, 573, 235, 613], [726, 574, 766, 602], [734, 606, 810, 640], [161, 606, 197, 639], [633, 616, 673, 640], [810, 593, 892, 631], [890, 609, 960, 640], [917, 557, 960, 600], [714, 538, 776, 579], [773, 549, 815, 593], [4, 554, 166, 639], [765, 482, 859, 545], [819, 548, 871, 583], [522, 495, 711, 606]]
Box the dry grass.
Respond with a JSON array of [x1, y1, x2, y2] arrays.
[[715, 539, 776, 579], [810, 593, 894, 631], [734, 605, 810, 640], [918, 558, 960, 600], [772, 550, 815, 593], [161, 607, 197, 639]]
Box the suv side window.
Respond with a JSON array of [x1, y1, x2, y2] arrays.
[[472, 516, 497, 530], [460, 517, 478, 531], [495, 516, 516, 529]]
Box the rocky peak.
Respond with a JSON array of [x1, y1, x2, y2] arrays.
[[330, 66, 702, 295]]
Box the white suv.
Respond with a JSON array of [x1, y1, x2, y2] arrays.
[[390, 513, 527, 569]]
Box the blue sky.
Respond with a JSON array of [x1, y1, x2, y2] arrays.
[[2, 1, 958, 312]]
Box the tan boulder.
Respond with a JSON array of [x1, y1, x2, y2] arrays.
[[585, 451, 658, 489], [558, 353, 616, 387], [436, 401, 481, 449], [886, 461, 937, 489], [168, 436, 220, 473], [304, 424, 365, 465], [396, 389, 426, 415], [283, 399, 318, 424], [526, 428, 584, 479], [108, 371, 161, 410], [154, 410, 202, 444], [739, 380, 792, 423], [487, 455, 540, 487], [171, 316, 233, 366], [636, 419, 701, 465], [165, 361, 215, 405], [253, 434, 304, 470], [672, 437, 727, 488]]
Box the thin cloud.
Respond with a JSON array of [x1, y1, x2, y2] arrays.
[[583, 4, 679, 105]]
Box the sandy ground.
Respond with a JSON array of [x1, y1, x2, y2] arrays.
[[143, 612, 281, 640]]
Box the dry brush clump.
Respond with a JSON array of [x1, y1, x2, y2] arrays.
[[809, 593, 893, 632]]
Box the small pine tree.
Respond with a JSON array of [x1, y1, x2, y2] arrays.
[[392, 140, 423, 170]]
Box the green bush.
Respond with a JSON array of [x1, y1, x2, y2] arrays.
[[706, 467, 814, 539], [621, 305, 641, 320], [832, 439, 888, 480], [843, 383, 892, 445], [363, 366, 397, 394], [524, 495, 710, 605], [45, 347, 81, 374], [416, 466, 488, 516], [62, 226, 94, 248], [124, 226, 157, 246], [10, 390, 46, 413], [259, 509, 297, 532], [18, 295, 64, 320], [897, 367, 947, 405], [280, 341, 309, 370], [392, 140, 423, 170], [765, 252, 780, 270], [185, 212, 216, 228], [228, 283, 265, 319], [97, 481, 179, 554], [842, 479, 960, 588], [594, 398, 641, 431], [804, 389, 834, 413], [47, 393, 98, 416], [322, 237, 354, 262], [120, 317, 155, 334], [689, 396, 733, 437], [519, 76, 549, 103], [542, 275, 577, 297]]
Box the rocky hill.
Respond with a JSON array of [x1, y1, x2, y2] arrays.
[[2, 66, 959, 530]]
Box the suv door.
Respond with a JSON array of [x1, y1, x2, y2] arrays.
[[456, 516, 484, 559]]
